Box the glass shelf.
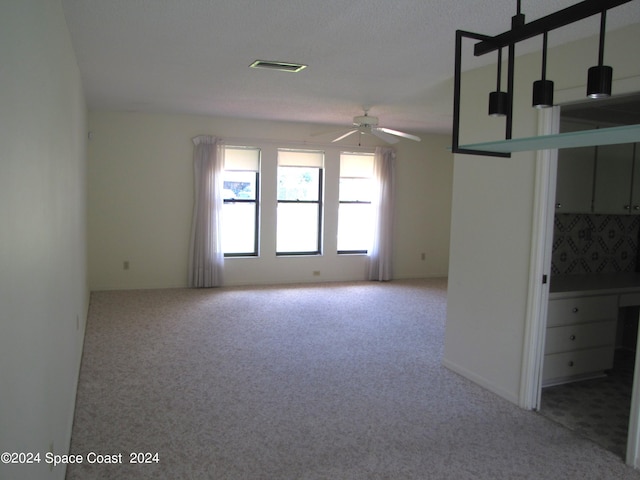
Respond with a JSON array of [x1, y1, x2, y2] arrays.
[[459, 124, 640, 154]]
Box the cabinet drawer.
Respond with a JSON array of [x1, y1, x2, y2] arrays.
[[542, 346, 615, 383], [544, 320, 617, 354], [547, 295, 618, 327]]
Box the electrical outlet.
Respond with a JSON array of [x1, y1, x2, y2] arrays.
[[313, 270, 321, 276], [420, 252, 426, 261], [123, 260, 130, 270]]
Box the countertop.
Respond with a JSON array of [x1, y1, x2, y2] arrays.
[[550, 272, 640, 297]]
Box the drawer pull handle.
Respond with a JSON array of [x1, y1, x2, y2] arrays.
[[568, 361, 574, 367], [569, 335, 576, 341], [572, 307, 579, 313]]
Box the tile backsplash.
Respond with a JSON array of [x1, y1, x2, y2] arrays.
[[552, 214, 640, 276]]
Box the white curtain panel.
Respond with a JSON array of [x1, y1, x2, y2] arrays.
[[368, 146, 396, 281], [188, 135, 224, 287]]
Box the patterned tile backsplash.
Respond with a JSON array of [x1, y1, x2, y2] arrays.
[[552, 214, 640, 275]]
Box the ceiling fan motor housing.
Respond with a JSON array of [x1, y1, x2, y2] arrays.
[[353, 115, 378, 127]]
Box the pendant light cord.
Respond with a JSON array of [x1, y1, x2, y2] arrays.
[[541, 32, 548, 81], [598, 11, 607, 67], [496, 49, 503, 91]]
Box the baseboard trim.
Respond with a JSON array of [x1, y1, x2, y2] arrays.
[[442, 358, 520, 406]]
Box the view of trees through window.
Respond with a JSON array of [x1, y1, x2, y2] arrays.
[[276, 165, 322, 254], [222, 147, 260, 256]]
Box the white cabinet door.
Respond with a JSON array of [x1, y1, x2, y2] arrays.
[[631, 144, 640, 212], [555, 147, 595, 213], [593, 143, 635, 214], [555, 121, 595, 213]]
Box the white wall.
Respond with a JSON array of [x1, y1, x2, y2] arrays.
[[444, 23, 640, 405], [0, 2, 88, 480], [87, 112, 452, 289]]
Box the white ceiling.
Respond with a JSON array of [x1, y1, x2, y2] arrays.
[[61, 0, 640, 134]]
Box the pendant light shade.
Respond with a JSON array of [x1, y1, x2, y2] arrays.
[[587, 11, 612, 99], [489, 91, 509, 117], [587, 65, 613, 99], [489, 48, 508, 117], [533, 79, 554, 108]]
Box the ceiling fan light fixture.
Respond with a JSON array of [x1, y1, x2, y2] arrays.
[[331, 110, 421, 144], [352, 114, 378, 127]]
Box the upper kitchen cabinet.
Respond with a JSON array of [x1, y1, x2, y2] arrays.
[[632, 143, 640, 211], [593, 142, 639, 214], [558, 94, 640, 215], [555, 121, 595, 214]]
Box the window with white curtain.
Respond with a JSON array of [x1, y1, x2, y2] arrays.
[[338, 152, 375, 254], [276, 149, 324, 255], [222, 146, 260, 256]]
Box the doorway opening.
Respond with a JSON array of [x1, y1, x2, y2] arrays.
[[537, 93, 640, 460]]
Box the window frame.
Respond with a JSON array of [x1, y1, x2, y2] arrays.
[[222, 146, 260, 257], [337, 152, 375, 255], [276, 151, 324, 256]]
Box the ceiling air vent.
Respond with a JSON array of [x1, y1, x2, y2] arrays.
[[249, 60, 307, 73]]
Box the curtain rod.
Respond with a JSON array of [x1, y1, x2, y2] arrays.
[[218, 136, 377, 152]]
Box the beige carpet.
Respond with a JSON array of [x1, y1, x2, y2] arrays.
[[66, 279, 640, 479]]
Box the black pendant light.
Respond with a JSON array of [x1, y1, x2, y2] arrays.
[[532, 32, 554, 108], [452, 0, 632, 158], [489, 48, 508, 117], [587, 11, 613, 99]]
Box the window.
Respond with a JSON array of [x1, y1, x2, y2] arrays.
[[222, 147, 260, 256], [338, 152, 374, 253], [276, 149, 324, 255]]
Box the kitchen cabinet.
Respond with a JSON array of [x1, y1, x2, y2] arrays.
[[632, 143, 640, 209], [543, 295, 618, 386], [593, 142, 639, 214], [555, 121, 595, 214], [545, 273, 640, 387], [555, 147, 595, 213]]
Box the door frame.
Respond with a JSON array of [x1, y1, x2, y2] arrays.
[[521, 94, 640, 468], [627, 321, 640, 466], [519, 106, 559, 411]]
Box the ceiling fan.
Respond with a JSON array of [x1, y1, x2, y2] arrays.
[[331, 110, 421, 144]]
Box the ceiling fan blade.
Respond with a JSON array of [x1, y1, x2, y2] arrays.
[[369, 128, 399, 144], [375, 127, 421, 142], [332, 129, 359, 142], [310, 128, 348, 138]]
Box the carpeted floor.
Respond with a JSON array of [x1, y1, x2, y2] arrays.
[[66, 279, 640, 479]]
